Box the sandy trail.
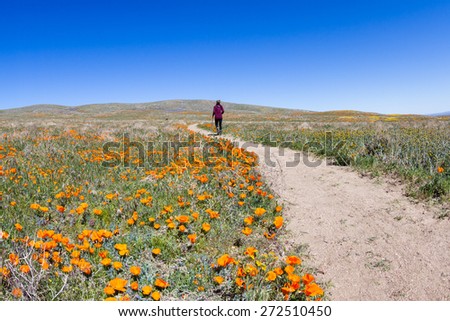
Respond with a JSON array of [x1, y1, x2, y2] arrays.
[[188, 124, 450, 300]]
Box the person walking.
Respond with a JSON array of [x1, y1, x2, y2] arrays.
[[212, 100, 224, 135]]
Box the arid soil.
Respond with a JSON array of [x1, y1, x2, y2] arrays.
[[189, 124, 450, 300]]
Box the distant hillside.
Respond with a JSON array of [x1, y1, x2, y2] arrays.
[[0, 100, 445, 123], [429, 111, 450, 117], [2, 100, 295, 114], [0, 99, 306, 121]]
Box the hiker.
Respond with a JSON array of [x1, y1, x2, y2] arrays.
[[212, 100, 224, 135]]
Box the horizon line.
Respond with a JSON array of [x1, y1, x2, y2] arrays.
[[0, 99, 448, 116]]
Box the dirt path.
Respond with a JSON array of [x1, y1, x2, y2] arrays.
[[188, 124, 450, 300]]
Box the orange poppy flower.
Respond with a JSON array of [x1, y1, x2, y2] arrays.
[[237, 267, 246, 277], [243, 216, 253, 225], [176, 215, 190, 224], [302, 273, 315, 285], [254, 208, 266, 216], [217, 254, 234, 267], [19, 265, 30, 274], [245, 264, 258, 277], [114, 244, 129, 256], [12, 288, 23, 298], [202, 222, 211, 232], [130, 266, 141, 276], [264, 232, 276, 239], [109, 278, 127, 292], [235, 278, 244, 287], [284, 265, 295, 274], [151, 291, 161, 301], [78, 259, 92, 275], [71, 250, 80, 258], [152, 248, 161, 255], [188, 233, 197, 244], [55, 192, 65, 199], [304, 283, 324, 297], [104, 286, 115, 296], [286, 256, 302, 265], [101, 258, 112, 266], [41, 260, 50, 270], [113, 261, 123, 270], [288, 273, 301, 283], [281, 283, 296, 296], [30, 203, 40, 210], [140, 196, 153, 205], [14, 223, 23, 231], [9, 254, 19, 266], [274, 267, 284, 275], [62, 265, 73, 273], [142, 285, 152, 296], [130, 281, 139, 291], [155, 278, 169, 289], [195, 174, 208, 183], [244, 247, 258, 258], [98, 250, 109, 258], [75, 206, 85, 215], [207, 209, 220, 219], [160, 205, 173, 214], [274, 216, 283, 229], [266, 271, 277, 281], [214, 276, 224, 284], [242, 227, 252, 236]]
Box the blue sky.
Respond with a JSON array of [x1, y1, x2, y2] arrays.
[[1, 0, 449, 114]]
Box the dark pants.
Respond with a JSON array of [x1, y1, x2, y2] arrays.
[[214, 118, 222, 131]]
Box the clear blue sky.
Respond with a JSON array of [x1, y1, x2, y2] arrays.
[[1, 0, 450, 114]]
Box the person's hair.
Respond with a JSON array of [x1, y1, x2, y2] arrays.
[[216, 100, 221, 104]]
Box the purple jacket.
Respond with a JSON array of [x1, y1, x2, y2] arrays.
[[212, 104, 224, 119]]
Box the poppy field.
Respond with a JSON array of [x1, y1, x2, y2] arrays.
[[0, 121, 323, 301]]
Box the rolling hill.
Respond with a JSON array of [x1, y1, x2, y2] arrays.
[[0, 99, 303, 121], [1, 100, 294, 114], [1, 99, 447, 123]]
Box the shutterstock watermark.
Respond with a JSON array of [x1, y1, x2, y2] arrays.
[[101, 133, 347, 169]]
